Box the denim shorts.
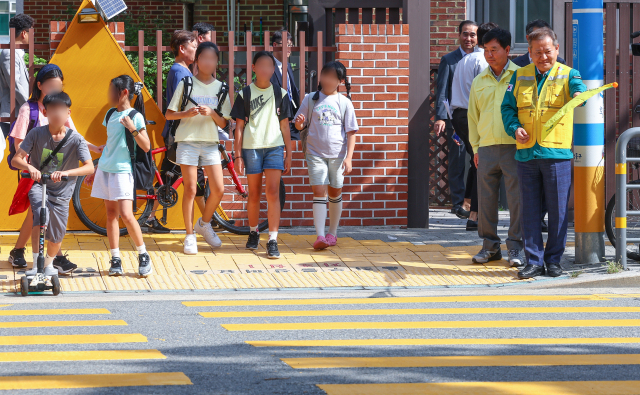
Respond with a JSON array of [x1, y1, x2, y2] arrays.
[[242, 145, 285, 175], [305, 154, 345, 188], [176, 142, 221, 167]]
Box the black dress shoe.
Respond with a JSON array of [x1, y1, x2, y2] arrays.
[[517, 264, 546, 279], [541, 219, 549, 233], [546, 262, 563, 277], [465, 220, 478, 231], [451, 205, 470, 219]]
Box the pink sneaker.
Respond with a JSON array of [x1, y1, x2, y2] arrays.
[[313, 236, 329, 250], [325, 234, 337, 246]]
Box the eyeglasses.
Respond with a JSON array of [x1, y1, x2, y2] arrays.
[[274, 41, 294, 47]]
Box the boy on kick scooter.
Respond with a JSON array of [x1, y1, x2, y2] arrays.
[[11, 92, 94, 295]]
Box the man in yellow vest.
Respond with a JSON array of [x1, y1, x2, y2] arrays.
[[501, 27, 587, 279], [468, 28, 523, 267]]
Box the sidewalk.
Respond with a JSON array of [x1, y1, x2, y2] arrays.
[[0, 209, 636, 293]]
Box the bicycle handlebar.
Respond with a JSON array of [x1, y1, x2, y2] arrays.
[[21, 172, 68, 182]]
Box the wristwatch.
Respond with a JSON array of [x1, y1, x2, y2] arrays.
[[130, 129, 139, 137]]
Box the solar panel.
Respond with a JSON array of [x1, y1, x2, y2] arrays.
[[95, 0, 127, 21]]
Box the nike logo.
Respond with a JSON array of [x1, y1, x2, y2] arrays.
[[250, 94, 271, 117]]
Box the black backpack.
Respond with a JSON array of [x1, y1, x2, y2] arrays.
[[242, 84, 283, 125], [105, 108, 154, 210]]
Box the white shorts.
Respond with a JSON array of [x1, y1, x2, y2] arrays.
[[305, 154, 345, 188], [177, 142, 221, 167], [90, 168, 135, 201]]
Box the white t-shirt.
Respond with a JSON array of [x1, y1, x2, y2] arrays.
[[168, 77, 232, 143]]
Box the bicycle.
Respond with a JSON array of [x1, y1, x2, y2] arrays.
[[72, 143, 286, 236]]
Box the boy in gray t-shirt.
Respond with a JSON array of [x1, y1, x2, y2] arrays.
[[11, 92, 94, 276]]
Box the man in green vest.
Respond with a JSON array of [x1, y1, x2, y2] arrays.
[[501, 27, 587, 279]]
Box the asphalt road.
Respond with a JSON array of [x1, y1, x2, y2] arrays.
[[1, 288, 640, 394]]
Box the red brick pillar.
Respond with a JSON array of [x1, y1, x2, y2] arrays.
[[335, 24, 409, 226], [49, 21, 125, 57]]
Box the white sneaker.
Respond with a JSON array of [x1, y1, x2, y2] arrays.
[[194, 218, 222, 248], [184, 234, 198, 255], [25, 264, 57, 277]]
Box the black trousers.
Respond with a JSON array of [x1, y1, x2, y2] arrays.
[[451, 108, 478, 213]]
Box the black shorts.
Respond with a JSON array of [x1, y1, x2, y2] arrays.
[[159, 156, 208, 197]]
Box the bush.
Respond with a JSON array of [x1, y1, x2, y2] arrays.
[[126, 52, 173, 100]]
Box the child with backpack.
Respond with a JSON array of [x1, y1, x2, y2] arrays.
[[230, 51, 292, 258], [294, 61, 358, 250], [7, 64, 103, 273], [10, 92, 94, 276], [85, 75, 152, 277], [165, 42, 230, 255]]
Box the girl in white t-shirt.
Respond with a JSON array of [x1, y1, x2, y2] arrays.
[[166, 42, 231, 255], [7, 64, 103, 274], [294, 61, 358, 250]]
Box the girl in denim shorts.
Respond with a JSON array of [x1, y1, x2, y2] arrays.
[[166, 42, 231, 255], [230, 51, 293, 259], [294, 61, 359, 250]]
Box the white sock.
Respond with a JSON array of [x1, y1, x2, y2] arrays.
[[32, 253, 38, 267], [136, 244, 147, 255], [328, 195, 343, 236], [269, 231, 278, 241], [44, 255, 55, 267], [252, 225, 259, 234], [110, 248, 120, 258], [313, 196, 327, 237]]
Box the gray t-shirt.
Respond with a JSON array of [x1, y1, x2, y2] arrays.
[[295, 92, 358, 158], [21, 126, 92, 200]]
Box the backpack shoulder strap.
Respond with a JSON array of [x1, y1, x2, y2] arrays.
[[40, 129, 73, 171], [179, 76, 194, 111], [273, 84, 283, 117], [306, 93, 315, 122], [243, 86, 252, 122], [338, 94, 347, 128], [27, 101, 40, 131], [105, 107, 117, 124]]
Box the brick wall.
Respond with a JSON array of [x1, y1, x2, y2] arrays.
[[430, 0, 467, 63], [280, 23, 409, 227]]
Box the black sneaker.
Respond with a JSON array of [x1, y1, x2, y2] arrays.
[[138, 253, 153, 277], [53, 254, 77, 275], [141, 218, 171, 234], [108, 257, 123, 276], [8, 248, 27, 268], [267, 240, 280, 259], [451, 205, 470, 219], [246, 231, 260, 250]]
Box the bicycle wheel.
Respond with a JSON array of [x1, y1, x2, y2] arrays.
[[605, 181, 640, 260], [213, 174, 286, 235], [72, 159, 153, 236]]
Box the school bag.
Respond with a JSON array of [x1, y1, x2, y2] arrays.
[[6, 101, 40, 171], [9, 129, 73, 216], [299, 92, 347, 155], [105, 108, 154, 210], [242, 84, 284, 127]]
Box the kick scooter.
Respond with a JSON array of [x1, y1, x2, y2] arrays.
[[19, 172, 66, 296]]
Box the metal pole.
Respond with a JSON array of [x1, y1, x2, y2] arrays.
[[614, 129, 640, 270], [573, 0, 606, 263]]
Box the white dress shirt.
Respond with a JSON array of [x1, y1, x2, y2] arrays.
[[450, 48, 488, 111]]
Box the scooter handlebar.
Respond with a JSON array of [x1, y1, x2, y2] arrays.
[[21, 172, 68, 182]]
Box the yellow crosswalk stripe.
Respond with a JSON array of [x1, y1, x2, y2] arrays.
[[0, 349, 165, 362], [183, 294, 612, 307], [0, 320, 127, 328], [317, 381, 640, 395], [222, 319, 640, 331], [0, 372, 192, 390], [0, 309, 110, 316], [284, 354, 640, 368], [201, 306, 640, 318], [0, 334, 147, 345], [246, 337, 640, 347]]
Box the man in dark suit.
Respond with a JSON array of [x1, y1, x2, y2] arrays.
[[434, 20, 479, 219], [512, 19, 563, 233], [512, 19, 566, 68], [271, 29, 301, 140]]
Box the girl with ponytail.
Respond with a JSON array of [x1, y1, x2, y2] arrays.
[[86, 74, 152, 277], [293, 61, 359, 250]]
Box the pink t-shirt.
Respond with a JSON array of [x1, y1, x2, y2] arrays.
[[10, 101, 76, 140]]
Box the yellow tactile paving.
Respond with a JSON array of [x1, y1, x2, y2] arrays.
[[2, 233, 539, 292]]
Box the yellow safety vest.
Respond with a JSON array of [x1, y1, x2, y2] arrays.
[[513, 62, 573, 149]]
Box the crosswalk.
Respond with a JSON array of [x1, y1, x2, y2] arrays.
[[0, 305, 192, 391], [184, 293, 640, 394]]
